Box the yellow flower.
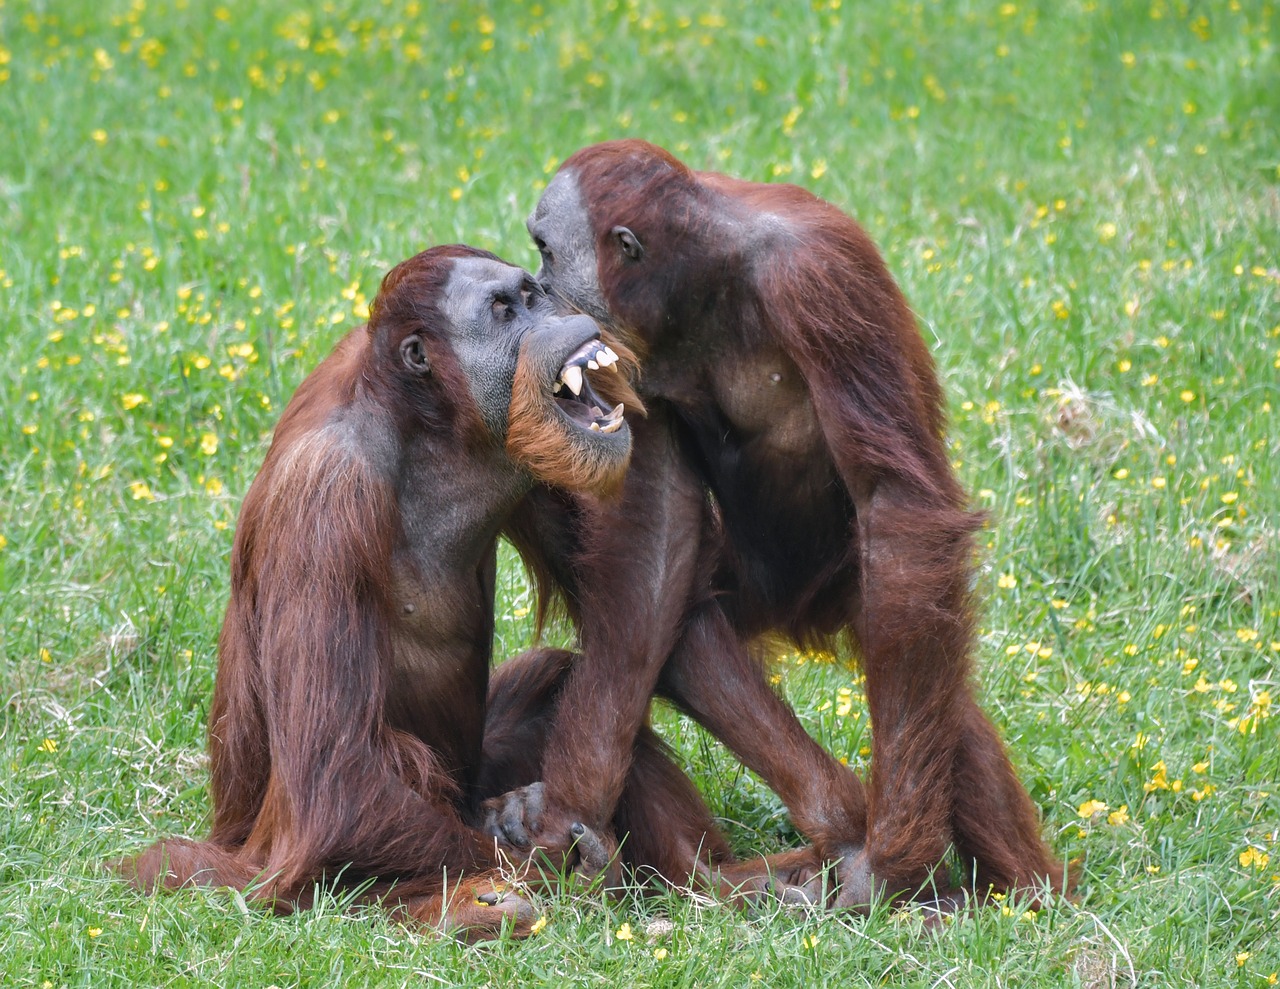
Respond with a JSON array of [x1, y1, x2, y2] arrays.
[[616, 922, 633, 941], [653, 947, 668, 960], [1107, 805, 1130, 826], [200, 432, 219, 456], [529, 914, 548, 935], [1143, 761, 1170, 793], [1240, 847, 1271, 870], [1077, 799, 1107, 819], [121, 393, 148, 410], [802, 933, 820, 949], [997, 573, 1017, 589], [88, 927, 102, 938], [128, 481, 156, 502], [38, 738, 58, 753], [1238, 952, 1251, 967]]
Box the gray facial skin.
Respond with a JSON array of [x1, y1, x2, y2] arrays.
[[526, 170, 610, 324], [439, 255, 559, 439]]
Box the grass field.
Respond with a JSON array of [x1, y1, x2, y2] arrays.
[[1, 0, 1277, 985]]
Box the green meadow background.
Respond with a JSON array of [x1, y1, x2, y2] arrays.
[[1, 0, 1276, 985]]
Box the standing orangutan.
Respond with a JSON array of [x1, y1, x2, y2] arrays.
[[483, 140, 1067, 911], [117, 245, 801, 941]]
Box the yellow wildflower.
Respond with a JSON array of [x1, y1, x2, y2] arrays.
[[1077, 799, 1107, 818], [1143, 761, 1169, 793], [1240, 847, 1270, 870]]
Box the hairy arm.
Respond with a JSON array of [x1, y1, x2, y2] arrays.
[[220, 430, 495, 894], [491, 407, 705, 841]]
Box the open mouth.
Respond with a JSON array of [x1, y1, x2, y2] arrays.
[[553, 339, 625, 434]]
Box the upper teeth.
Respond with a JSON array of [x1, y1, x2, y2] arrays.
[[562, 365, 583, 396], [555, 339, 623, 395]]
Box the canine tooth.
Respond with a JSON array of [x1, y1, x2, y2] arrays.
[[600, 418, 624, 434], [604, 346, 619, 362], [587, 359, 599, 370], [589, 422, 601, 431], [609, 402, 624, 419], [562, 365, 583, 396]]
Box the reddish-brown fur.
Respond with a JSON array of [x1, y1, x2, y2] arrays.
[[116, 247, 543, 940], [498, 140, 1067, 909], [506, 335, 643, 499], [115, 244, 817, 938]]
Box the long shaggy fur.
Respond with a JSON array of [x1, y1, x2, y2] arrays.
[[513, 139, 1066, 909]]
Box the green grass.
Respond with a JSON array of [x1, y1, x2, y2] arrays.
[[1, 0, 1277, 985]]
